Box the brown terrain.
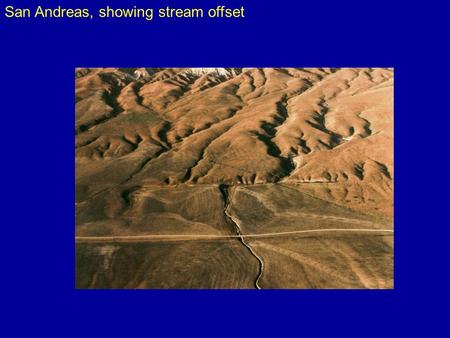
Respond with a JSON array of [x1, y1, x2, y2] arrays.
[[75, 67, 393, 289]]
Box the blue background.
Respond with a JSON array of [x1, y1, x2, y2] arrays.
[[1, 0, 448, 336]]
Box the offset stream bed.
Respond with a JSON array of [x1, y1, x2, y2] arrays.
[[219, 184, 264, 289]]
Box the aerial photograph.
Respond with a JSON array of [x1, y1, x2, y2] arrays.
[[75, 67, 394, 289]]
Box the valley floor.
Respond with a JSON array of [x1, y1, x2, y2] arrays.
[[76, 183, 393, 289]]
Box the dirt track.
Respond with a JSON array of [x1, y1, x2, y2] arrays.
[[76, 228, 393, 243]]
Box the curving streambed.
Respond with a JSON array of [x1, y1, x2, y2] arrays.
[[219, 184, 264, 289]]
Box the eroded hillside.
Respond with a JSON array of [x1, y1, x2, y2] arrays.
[[76, 67, 393, 217]]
